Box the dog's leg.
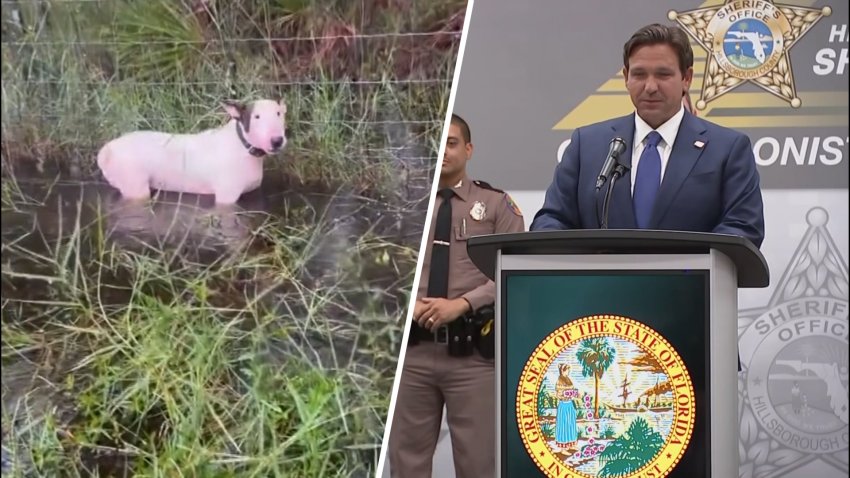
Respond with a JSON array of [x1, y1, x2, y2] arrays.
[[118, 174, 152, 201], [213, 185, 243, 206], [98, 147, 151, 201]]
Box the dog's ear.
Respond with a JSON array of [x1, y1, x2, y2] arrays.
[[221, 100, 244, 120], [274, 95, 287, 112]]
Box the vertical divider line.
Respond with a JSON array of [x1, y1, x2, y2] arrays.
[[373, 1, 478, 476]]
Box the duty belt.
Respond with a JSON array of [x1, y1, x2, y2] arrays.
[[412, 325, 449, 344], [407, 304, 496, 358]]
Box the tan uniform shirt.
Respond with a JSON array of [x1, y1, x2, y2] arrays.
[[417, 176, 527, 311]]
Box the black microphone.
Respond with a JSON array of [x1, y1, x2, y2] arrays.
[[595, 137, 627, 190], [600, 161, 630, 229]]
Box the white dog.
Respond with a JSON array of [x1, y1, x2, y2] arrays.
[[97, 99, 287, 204]]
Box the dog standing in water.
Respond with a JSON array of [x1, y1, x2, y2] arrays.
[[98, 99, 287, 205]]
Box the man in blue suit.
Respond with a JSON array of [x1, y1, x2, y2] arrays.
[[531, 23, 765, 249]]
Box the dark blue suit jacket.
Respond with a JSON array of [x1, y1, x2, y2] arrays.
[[530, 111, 765, 248]]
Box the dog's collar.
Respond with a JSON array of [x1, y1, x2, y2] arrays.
[[235, 121, 267, 158]]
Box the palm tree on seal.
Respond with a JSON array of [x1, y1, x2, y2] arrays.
[[576, 337, 616, 419]]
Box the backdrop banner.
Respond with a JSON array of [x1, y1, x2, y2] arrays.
[[451, 1, 848, 477]]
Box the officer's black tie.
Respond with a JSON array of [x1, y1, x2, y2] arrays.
[[409, 187, 454, 344], [427, 188, 455, 298]]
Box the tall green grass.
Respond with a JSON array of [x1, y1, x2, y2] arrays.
[[2, 185, 417, 476]]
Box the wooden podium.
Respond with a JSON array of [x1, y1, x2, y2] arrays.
[[467, 230, 769, 478]]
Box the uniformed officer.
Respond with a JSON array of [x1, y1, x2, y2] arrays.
[[388, 114, 526, 477]]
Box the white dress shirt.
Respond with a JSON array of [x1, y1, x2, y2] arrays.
[[630, 104, 685, 196]]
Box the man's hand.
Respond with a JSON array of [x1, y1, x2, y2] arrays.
[[416, 297, 471, 331], [412, 299, 427, 322]]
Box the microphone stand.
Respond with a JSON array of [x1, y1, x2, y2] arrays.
[[600, 162, 628, 230]]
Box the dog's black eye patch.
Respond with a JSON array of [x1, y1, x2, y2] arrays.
[[241, 105, 254, 132]]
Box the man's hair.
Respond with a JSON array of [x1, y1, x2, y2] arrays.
[[451, 114, 471, 144], [623, 23, 694, 76]]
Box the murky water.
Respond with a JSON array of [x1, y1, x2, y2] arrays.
[[1, 161, 428, 475]]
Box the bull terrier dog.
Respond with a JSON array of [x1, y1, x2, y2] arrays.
[[97, 98, 287, 205]]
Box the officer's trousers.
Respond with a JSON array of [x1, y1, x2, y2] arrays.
[[388, 341, 495, 478]]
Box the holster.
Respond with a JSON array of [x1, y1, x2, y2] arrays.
[[469, 304, 496, 359], [446, 312, 476, 357], [446, 304, 497, 359]]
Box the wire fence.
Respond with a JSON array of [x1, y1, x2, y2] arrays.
[[5, 78, 453, 86], [0, 0, 460, 202], [2, 31, 463, 47], [3, 116, 442, 126]]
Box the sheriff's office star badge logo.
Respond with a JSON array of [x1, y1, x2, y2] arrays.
[[738, 207, 849, 477], [669, 0, 832, 110], [516, 315, 696, 478]]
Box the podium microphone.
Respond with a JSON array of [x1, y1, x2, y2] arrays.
[[595, 137, 627, 190]]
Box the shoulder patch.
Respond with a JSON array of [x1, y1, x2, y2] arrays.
[[504, 193, 523, 217], [473, 179, 504, 193]]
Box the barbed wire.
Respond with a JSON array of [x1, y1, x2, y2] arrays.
[[0, 133, 440, 148], [1, 158, 438, 166], [1, 154, 438, 164], [0, 132, 437, 145], [0, 134, 438, 153], [1, 78, 452, 86], [0, 116, 443, 126], [1, 31, 462, 47], [3, 0, 182, 2], [0, 173, 436, 193], [0, 140, 440, 151]]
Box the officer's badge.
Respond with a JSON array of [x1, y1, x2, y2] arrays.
[[505, 194, 522, 216], [470, 201, 486, 221]]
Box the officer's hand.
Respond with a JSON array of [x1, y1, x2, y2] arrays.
[[417, 297, 470, 331], [412, 300, 427, 321]]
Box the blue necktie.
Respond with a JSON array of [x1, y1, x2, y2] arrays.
[[633, 131, 662, 229]]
